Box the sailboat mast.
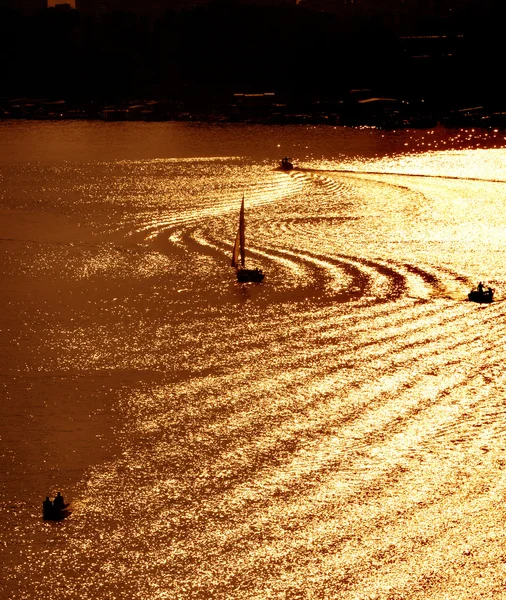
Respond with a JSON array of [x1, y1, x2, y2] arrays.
[[231, 194, 246, 268], [231, 228, 240, 268], [239, 194, 245, 267]]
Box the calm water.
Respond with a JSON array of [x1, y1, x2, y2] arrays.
[[2, 121, 506, 599]]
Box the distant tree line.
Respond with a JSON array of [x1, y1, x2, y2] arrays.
[[0, 0, 505, 110]]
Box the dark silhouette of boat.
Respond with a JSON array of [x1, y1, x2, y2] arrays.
[[236, 266, 264, 282], [468, 283, 494, 303], [279, 157, 294, 171], [231, 195, 264, 283], [42, 493, 71, 521]]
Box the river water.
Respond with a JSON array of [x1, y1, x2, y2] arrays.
[[1, 121, 506, 599]]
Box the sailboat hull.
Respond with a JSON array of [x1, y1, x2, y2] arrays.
[[236, 268, 264, 283]]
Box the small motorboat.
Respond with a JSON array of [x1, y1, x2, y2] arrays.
[[468, 284, 494, 303], [279, 157, 294, 171], [43, 504, 71, 521], [42, 493, 71, 521]]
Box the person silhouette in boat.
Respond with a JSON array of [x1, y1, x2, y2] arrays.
[[477, 282, 484, 295], [42, 496, 53, 514], [53, 492, 65, 510], [280, 157, 293, 170]]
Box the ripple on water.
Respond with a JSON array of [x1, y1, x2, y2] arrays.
[[3, 128, 506, 599]]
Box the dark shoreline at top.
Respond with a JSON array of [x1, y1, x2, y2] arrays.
[[2, 99, 505, 131], [2, 1, 506, 133]]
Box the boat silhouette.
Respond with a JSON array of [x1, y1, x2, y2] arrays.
[[42, 493, 71, 521], [468, 283, 494, 303], [231, 195, 264, 283], [279, 157, 294, 171]]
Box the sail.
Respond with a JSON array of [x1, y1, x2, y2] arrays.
[[231, 195, 246, 268], [231, 228, 240, 267]]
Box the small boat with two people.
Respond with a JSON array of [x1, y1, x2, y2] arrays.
[[279, 157, 294, 171], [468, 282, 494, 303], [231, 195, 264, 283], [42, 492, 71, 520]]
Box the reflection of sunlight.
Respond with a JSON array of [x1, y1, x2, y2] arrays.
[[8, 131, 506, 600], [337, 147, 506, 182]]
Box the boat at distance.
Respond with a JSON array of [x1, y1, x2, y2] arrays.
[[279, 157, 294, 171], [231, 195, 264, 283], [468, 283, 494, 303], [42, 493, 71, 521]]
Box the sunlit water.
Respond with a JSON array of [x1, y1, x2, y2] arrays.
[[2, 121, 506, 599]]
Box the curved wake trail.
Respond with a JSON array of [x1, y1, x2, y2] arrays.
[[10, 142, 506, 600]]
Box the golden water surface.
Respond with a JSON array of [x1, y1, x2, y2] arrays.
[[1, 122, 506, 599]]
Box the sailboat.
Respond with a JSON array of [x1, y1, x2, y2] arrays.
[[231, 195, 264, 283]]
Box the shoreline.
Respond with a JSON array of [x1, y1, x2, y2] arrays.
[[2, 99, 506, 130]]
